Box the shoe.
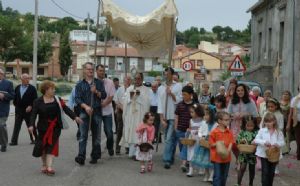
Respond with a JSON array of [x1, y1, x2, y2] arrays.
[[186, 166, 193, 177], [180, 164, 187, 173], [108, 149, 114, 156], [75, 156, 85, 165], [46, 168, 55, 176], [41, 166, 47, 174], [203, 175, 208, 182], [140, 166, 146, 174], [30, 141, 35, 145], [89, 159, 98, 164], [147, 162, 153, 172], [1, 146, 6, 152], [164, 163, 171, 169], [125, 148, 129, 155], [9, 142, 18, 146]]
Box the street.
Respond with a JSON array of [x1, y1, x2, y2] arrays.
[[0, 115, 300, 186]]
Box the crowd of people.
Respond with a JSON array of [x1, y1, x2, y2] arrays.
[[0, 64, 299, 186]]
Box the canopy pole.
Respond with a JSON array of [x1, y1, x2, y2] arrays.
[[168, 17, 176, 67], [94, 0, 101, 65], [125, 43, 128, 76]]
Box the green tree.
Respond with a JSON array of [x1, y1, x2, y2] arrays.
[[59, 31, 72, 76], [38, 33, 54, 64], [176, 31, 184, 44], [0, 0, 3, 13], [199, 27, 206, 34]]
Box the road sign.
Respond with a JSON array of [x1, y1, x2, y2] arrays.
[[231, 71, 244, 76], [182, 61, 193, 71], [194, 73, 205, 80], [228, 55, 246, 72]]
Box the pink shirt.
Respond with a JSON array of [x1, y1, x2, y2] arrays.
[[102, 79, 116, 116], [136, 123, 155, 142]]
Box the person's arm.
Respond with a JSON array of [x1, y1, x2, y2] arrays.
[[13, 86, 18, 106], [275, 131, 285, 147], [286, 107, 294, 131], [59, 97, 77, 120], [209, 130, 216, 148], [29, 99, 38, 128], [3, 81, 15, 101], [102, 81, 115, 107], [149, 126, 155, 142], [172, 84, 182, 104], [96, 80, 107, 100], [253, 129, 266, 146], [174, 115, 179, 130]]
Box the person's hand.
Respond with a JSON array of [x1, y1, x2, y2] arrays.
[[90, 85, 97, 94], [84, 106, 93, 116], [0, 93, 4, 100], [75, 117, 83, 124], [25, 106, 32, 113], [166, 86, 172, 95], [161, 119, 167, 128], [28, 126, 34, 133]]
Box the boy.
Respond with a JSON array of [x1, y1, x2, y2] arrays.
[[174, 86, 195, 172], [209, 111, 234, 186]]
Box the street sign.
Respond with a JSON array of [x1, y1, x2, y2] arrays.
[[194, 73, 205, 80], [228, 55, 246, 72], [182, 61, 193, 71], [231, 71, 244, 76]]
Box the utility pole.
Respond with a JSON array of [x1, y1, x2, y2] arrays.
[[32, 0, 38, 87], [86, 13, 90, 62], [94, 0, 101, 65]]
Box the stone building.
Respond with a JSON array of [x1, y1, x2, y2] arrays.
[[247, 0, 300, 98]]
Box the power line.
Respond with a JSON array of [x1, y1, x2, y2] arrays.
[[49, 0, 86, 20]]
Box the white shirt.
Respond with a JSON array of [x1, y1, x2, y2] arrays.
[[113, 85, 133, 107], [157, 81, 182, 120], [150, 90, 158, 107], [254, 128, 285, 159], [291, 96, 300, 121], [102, 79, 115, 116]]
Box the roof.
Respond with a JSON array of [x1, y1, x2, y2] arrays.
[[247, 0, 266, 13], [173, 49, 222, 61]]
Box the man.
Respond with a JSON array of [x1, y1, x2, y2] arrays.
[[10, 73, 37, 146], [121, 73, 150, 158], [113, 77, 120, 91], [157, 67, 182, 169], [112, 77, 120, 134], [75, 62, 107, 165], [155, 76, 162, 87], [0, 68, 15, 152], [199, 83, 211, 105], [113, 76, 132, 154], [150, 81, 161, 143], [96, 64, 115, 156]]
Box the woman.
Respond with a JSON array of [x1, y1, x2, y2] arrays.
[[250, 86, 264, 110], [227, 84, 258, 161], [280, 91, 292, 154], [29, 80, 82, 175], [225, 78, 238, 106]]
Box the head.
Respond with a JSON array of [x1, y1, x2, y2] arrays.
[[151, 81, 159, 93], [232, 84, 250, 104], [219, 86, 226, 96], [182, 85, 194, 103], [202, 83, 209, 94], [135, 73, 143, 87], [143, 112, 155, 125], [40, 80, 55, 97], [173, 73, 179, 82], [263, 112, 278, 130], [96, 64, 105, 79], [214, 95, 226, 109], [241, 115, 258, 132], [83, 62, 95, 78], [281, 90, 292, 102], [155, 76, 162, 86], [266, 98, 281, 113], [252, 86, 261, 97], [216, 111, 231, 128], [187, 82, 193, 88], [204, 106, 216, 125], [263, 90, 272, 101], [21, 73, 30, 85], [190, 104, 205, 119], [124, 76, 132, 87], [164, 67, 175, 81], [228, 78, 238, 91], [113, 77, 119, 88], [0, 68, 4, 80]]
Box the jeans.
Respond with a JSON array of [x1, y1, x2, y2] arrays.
[[0, 117, 8, 146], [174, 130, 187, 160], [163, 120, 175, 164], [78, 112, 102, 160], [261, 158, 277, 186], [101, 114, 114, 151], [213, 162, 230, 186]]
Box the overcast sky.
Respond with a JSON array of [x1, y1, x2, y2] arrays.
[[2, 0, 257, 31]]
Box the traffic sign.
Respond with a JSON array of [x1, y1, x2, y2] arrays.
[[228, 55, 246, 72], [231, 71, 244, 76], [182, 61, 193, 71], [194, 73, 205, 80]]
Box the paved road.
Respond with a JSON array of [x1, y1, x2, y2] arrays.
[[1, 115, 300, 186]]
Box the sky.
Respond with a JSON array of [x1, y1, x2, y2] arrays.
[[2, 0, 258, 31]]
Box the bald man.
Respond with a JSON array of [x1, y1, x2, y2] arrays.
[[10, 73, 38, 146]]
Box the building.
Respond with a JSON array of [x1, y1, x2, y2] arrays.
[[198, 41, 219, 53], [247, 0, 300, 97], [70, 30, 96, 42]]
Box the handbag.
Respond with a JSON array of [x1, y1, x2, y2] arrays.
[[55, 96, 69, 129], [32, 139, 43, 157]]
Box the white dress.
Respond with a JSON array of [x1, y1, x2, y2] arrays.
[[187, 119, 207, 161]]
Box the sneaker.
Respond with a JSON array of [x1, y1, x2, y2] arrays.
[[89, 159, 98, 164], [75, 156, 85, 165], [164, 163, 171, 169], [203, 175, 208, 182], [1, 145, 6, 152]]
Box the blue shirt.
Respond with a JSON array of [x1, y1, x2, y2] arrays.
[[20, 85, 29, 98], [68, 87, 76, 109]]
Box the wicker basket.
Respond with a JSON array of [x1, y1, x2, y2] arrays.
[[199, 139, 210, 149], [266, 147, 280, 163], [180, 138, 196, 146], [216, 141, 229, 159], [237, 144, 257, 154]]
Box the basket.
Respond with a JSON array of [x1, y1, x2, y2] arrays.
[[180, 138, 196, 146], [216, 141, 229, 160], [199, 139, 210, 149], [237, 144, 256, 154], [266, 147, 280, 163]]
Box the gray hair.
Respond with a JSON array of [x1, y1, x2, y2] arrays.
[[252, 86, 261, 93]]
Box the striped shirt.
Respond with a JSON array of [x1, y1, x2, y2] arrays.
[[75, 78, 107, 114], [175, 101, 194, 132]]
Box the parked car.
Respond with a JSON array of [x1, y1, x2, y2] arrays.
[[143, 76, 155, 87]]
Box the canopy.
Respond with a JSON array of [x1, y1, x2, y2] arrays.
[[102, 0, 178, 57]]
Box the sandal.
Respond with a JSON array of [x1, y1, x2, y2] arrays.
[[41, 166, 47, 174], [46, 168, 55, 176], [140, 166, 146, 174], [147, 162, 153, 172]]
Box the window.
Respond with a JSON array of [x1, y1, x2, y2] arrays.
[[22, 68, 29, 74], [5, 67, 13, 73], [268, 28, 272, 60], [38, 68, 45, 75]]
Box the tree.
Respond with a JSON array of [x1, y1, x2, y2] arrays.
[[38, 33, 54, 64], [0, 0, 3, 13], [199, 27, 206, 35], [176, 31, 184, 44], [59, 31, 72, 76]]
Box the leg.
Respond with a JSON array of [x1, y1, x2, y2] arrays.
[[261, 158, 269, 186], [147, 160, 153, 172], [140, 161, 146, 173], [237, 163, 247, 185], [248, 163, 255, 186], [268, 162, 277, 186], [46, 154, 55, 175], [10, 113, 24, 144], [76, 113, 89, 165], [90, 114, 102, 161], [221, 163, 230, 186], [102, 114, 114, 156], [213, 163, 222, 186], [162, 120, 175, 167], [41, 153, 47, 173], [0, 117, 8, 151], [294, 124, 300, 160], [115, 109, 123, 154]]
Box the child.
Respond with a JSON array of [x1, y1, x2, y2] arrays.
[[135, 112, 155, 174], [214, 95, 227, 112], [185, 104, 206, 177], [174, 86, 195, 172], [236, 115, 259, 186], [253, 112, 285, 186], [191, 106, 217, 182], [209, 111, 234, 186]]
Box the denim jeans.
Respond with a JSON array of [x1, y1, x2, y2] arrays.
[[163, 120, 175, 164], [261, 158, 277, 186], [213, 162, 230, 186], [78, 112, 102, 160], [101, 114, 114, 151], [174, 130, 187, 160], [0, 117, 8, 146]]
